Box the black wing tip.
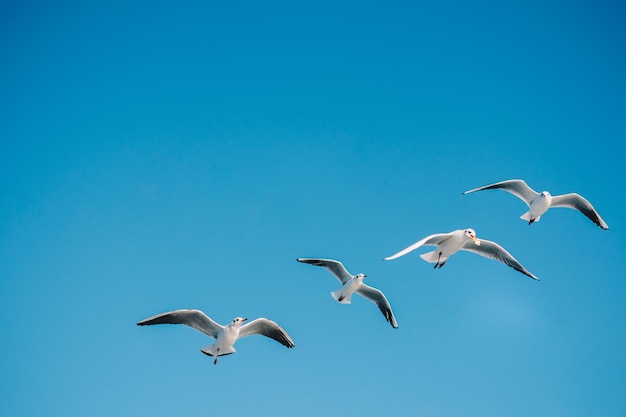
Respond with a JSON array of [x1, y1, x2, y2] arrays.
[[522, 270, 540, 280], [519, 270, 539, 280], [280, 334, 296, 348], [279, 330, 296, 348], [386, 316, 399, 329], [297, 257, 315, 264], [379, 305, 398, 328], [297, 258, 326, 266]]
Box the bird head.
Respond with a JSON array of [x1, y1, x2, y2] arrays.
[[464, 228, 480, 246], [230, 317, 248, 327], [540, 191, 551, 198], [355, 273, 367, 281]]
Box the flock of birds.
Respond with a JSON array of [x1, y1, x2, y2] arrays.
[[137, 179, 609, 365]]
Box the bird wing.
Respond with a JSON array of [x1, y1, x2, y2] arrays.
[[356, 284, 398, 329], [238, 318, 296, 348], [136, 309, 223, 339], [297, 258, 353, 284], [463, 179, 538, 206], [384, 233, 452, 260], [462, 239, 539, 280], [550, 193, 609, 230]]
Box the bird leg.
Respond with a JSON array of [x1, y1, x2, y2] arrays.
[[438, 257, 447, 268], [434, 252, 442, 268], [214, 348, 220, 365]]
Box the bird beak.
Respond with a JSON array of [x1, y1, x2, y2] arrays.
[[363, 275, 367, 278], [242, 318, 248, 322], [472, 236, 481, 246]]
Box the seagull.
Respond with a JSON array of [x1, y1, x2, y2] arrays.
[[297, 258, 398, 328], [462, 179, 609, 230], [137, 310, 295, 365], [384, 228, 539, 280]]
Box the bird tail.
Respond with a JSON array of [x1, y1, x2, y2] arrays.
[[331, 290, 351, 304], [200, 345, 236, 357], [419, 250, 439, 263], [520, 212, 541, 223]]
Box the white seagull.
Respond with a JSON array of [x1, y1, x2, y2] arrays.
[[463, 179, 609, 230], [137, 310, 295, 365], [297, 258, 398, 328], [384, 228, 539, 280]]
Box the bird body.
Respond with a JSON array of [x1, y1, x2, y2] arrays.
[[416, 229, 479, 265], [200, 319, 242, 358], [330, 274, 365, 304], [384, 228, 538, 280], [297, 258, 398, 328], [521, 191, 552, 224], [137, 310, 295, 364], [463, 179, 609, 229]]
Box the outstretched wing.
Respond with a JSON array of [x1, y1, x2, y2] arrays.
[[136, 309, 223, 339], [463, 179, 538, 206], [550, 193, 609, 230], [297, 258, 353, 284], [238, 318, 296, 348], [384, 233, 452, 261], [356, 284, 398, 329], [462, 239, 539, 280]]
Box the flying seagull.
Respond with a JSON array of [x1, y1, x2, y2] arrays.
[[463, 179, 609, 230], [297, 257, 398, 328], [137, 310, 295, 365], [384, 228, 539, 280]]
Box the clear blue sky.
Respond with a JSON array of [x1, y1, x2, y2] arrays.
[[1, 1, 625, 416]]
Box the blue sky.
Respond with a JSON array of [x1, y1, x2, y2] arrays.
[[1, 1, 625, 416]]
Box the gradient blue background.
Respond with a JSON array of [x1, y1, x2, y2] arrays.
[[2, 1, 625, 416]]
